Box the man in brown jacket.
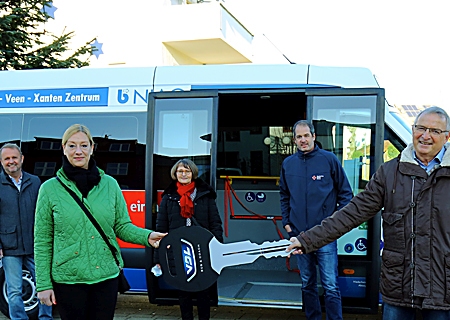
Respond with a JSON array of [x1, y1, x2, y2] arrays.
[[287, 106, 450, 320]]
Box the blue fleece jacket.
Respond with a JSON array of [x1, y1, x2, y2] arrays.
[[279, 145, 353, 235]]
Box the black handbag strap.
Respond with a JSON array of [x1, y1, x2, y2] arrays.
[[56, 177, 121, 268]]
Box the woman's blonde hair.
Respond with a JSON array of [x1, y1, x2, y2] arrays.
[[62, 124, 94, 146], [170, 158, 199, 180]]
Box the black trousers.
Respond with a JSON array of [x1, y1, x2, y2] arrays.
[[179, 287, 211, 320], [53, 276, 118, 320]]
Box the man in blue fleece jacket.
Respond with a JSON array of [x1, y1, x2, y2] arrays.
[[279, 120, 353, 320]]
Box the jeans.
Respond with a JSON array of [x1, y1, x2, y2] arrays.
[[296, 241, 342, 320], [2, 255, 53, 320], [383, 302, 450, 320]]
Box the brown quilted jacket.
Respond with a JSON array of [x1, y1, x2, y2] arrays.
[[297, 142, 450, 310]]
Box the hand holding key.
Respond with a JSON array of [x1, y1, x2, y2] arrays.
[[286, 237, 304, 256], [158, 226, 293, 292]]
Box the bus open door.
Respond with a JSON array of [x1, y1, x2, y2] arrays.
[[146, 86, 386, 314]]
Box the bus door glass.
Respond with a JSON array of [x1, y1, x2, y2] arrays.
[[306, 88, 385, 313], [147, 91, 218, 304]]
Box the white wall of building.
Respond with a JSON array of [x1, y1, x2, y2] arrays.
[[43, 0, 288, 67]]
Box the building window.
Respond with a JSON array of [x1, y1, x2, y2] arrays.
[[109, 143, 130, 152], [106, 163, 129, 175], [40, 141, 62, 150], [34, 162, 56, 176]]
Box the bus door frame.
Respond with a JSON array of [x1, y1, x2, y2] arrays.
[[305, 87, 385, 314], [146, 90, 219, 304]]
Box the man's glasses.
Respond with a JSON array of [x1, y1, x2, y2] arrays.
[[413, 125, 449, 137], [176, 170, 192, 175]]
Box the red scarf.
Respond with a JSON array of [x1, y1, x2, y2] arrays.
[[177, 181, 195, 218]]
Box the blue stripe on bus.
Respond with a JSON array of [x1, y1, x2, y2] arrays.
[[0, 88, 109, 108], [123, 268, 148, 292]]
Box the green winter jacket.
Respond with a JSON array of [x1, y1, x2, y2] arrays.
[[34, 168, 152, 292]]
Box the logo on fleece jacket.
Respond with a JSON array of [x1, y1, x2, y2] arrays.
[[311, 174, 325, 181]]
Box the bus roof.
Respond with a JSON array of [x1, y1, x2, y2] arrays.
[[0, 63, 379, 90], [0, 64, 381, 113]]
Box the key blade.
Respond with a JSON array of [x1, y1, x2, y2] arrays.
[[209, 238, 293, 274], [246, 239, 293, 259], [209, 238, 261, 274]]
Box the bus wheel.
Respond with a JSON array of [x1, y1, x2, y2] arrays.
[[0, 267, 39, 320]]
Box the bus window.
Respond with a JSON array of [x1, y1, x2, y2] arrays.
[[342, 125, 371, 193], [383, 140, 401, 162], [18, 112, 147, 189], [0, 115, 23, 146], [383, 124, 404, 162]]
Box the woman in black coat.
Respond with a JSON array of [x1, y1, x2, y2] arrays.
[[155, 158, 223, 320]]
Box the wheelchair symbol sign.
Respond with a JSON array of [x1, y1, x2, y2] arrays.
[[245, 192, 255, 202], [355, 238, 367, 252]]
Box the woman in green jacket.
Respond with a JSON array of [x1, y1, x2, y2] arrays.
[[34, 124, 166, 320]]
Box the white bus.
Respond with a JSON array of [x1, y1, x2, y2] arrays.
[[0, 63, 410, 318]]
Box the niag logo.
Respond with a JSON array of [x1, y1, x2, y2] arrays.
[[181, 239, 197, 282], [117, 88, 148, 104], [311, 174, 325, 181], [113, 87, 189, 106]]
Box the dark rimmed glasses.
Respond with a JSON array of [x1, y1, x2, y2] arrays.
[[413, 125, 449, 137]]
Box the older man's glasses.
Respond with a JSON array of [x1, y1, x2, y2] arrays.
[[413, 125, 449, 136]]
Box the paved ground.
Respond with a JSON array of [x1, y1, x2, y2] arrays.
[[0, 294, 383, 319], [112, 295, 383, 319], [116, 294, 383, 319]]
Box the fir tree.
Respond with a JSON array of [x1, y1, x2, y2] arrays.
[[0, 0, 96, 70]]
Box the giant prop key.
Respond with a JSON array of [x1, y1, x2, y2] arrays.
[[158, 226, 293, 291]]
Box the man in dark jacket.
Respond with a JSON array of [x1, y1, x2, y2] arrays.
[[287, 107, 450, 320], [279, 120, 353, 320], [0, 143, 53, 320]]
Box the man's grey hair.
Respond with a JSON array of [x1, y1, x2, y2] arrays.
[[292, 120, 315, 137], [413, 106, 450, 131], [0, 143, 22, 156]]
